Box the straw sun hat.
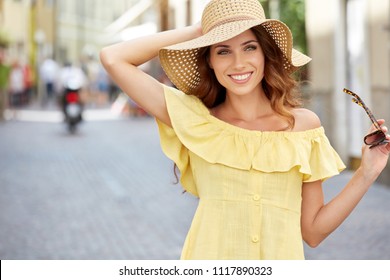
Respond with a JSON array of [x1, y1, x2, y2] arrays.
[[159, 0, 311, 94]]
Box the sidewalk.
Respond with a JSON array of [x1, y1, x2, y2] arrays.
[[0, 117, 197, 260]]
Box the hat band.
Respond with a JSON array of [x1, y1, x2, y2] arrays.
[[204, 16, 259, 33]]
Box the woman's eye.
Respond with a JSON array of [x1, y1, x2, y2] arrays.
[[245, 45, 257, 51], [217, 49, 230, 55]]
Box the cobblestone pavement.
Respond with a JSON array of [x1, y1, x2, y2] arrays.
[[0, 109, 389, 260]]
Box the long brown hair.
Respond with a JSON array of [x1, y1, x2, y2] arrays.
[[188, 25, 302, 129]]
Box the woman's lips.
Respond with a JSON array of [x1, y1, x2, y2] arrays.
[[229, 72, 252, 83]]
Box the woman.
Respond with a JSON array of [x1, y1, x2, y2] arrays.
[[100, 0, 390, 259]]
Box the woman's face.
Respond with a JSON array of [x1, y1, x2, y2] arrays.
[[208, 29, 265, 97]]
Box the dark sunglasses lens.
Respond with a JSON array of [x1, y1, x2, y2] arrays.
[[364, 130, 386, 145]]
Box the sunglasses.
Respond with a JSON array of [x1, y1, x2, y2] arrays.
[[343, 88, 389, 149]]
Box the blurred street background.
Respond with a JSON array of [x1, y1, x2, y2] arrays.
[[1, 0, 390, 259]]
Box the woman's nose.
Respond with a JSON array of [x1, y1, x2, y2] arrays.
[[232, 52, 245, 69]]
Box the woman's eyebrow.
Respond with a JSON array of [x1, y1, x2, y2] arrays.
[[214, 44, 230, 49], [241, 40, 259, 46], [214, 40, 259, 49]]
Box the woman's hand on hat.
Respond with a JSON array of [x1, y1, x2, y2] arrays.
[[193, 21, 203, 36]]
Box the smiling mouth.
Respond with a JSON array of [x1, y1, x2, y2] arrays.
[[229, 73, 252, 82]]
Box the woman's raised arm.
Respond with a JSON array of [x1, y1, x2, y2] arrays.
[[99, 24, 202, 125]]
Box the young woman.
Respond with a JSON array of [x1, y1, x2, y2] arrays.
[[100, 0, 390, 259]]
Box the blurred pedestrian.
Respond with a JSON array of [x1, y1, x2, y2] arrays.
[[39, 57, 59, 106], [0, 48, 10, 121], [8, 59, 25, 108], [100, 0, 390, 260], [58, 61, 87, 92], [85, 56, 110, 107], [97, 64, 109, 100], [57, 61, 87, 109], [22, 59, 34, 105], [107, 76, 120, 102]]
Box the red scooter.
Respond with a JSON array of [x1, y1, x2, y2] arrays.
[[62, 79, 83, 133]]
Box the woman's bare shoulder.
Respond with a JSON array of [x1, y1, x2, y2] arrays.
[[292, 108, 322, 131]]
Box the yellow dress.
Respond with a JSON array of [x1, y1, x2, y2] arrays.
[[156, 85, 346, 260]]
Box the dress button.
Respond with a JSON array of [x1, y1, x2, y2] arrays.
[[252, 235, 259, 243], [253, 194, 260, 201]]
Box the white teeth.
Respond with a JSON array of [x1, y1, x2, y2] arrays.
[[231, 73, 251, 81]]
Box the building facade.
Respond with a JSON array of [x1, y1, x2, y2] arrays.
[[306, 0, 390, 185], [2, 0, 53, 64], [55, 0, 148, 63]]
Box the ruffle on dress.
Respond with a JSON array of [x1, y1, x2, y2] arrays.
[[156, 86, 346, 197]]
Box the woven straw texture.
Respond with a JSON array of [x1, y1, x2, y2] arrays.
[[159, 0, 311, 94]]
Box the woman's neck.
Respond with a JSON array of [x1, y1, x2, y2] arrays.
[[220, 91, 273, 122], [210, 89, 290, 131]]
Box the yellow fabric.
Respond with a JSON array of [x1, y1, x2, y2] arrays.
[[156, 85, 346, 260]]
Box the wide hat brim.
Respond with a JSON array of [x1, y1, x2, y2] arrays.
[[159, 19, 311, 94]]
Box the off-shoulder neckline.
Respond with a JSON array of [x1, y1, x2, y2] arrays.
[[207, 112, 324, 137], [197, 100, 324, 137], [166, 85, 325, 137]]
